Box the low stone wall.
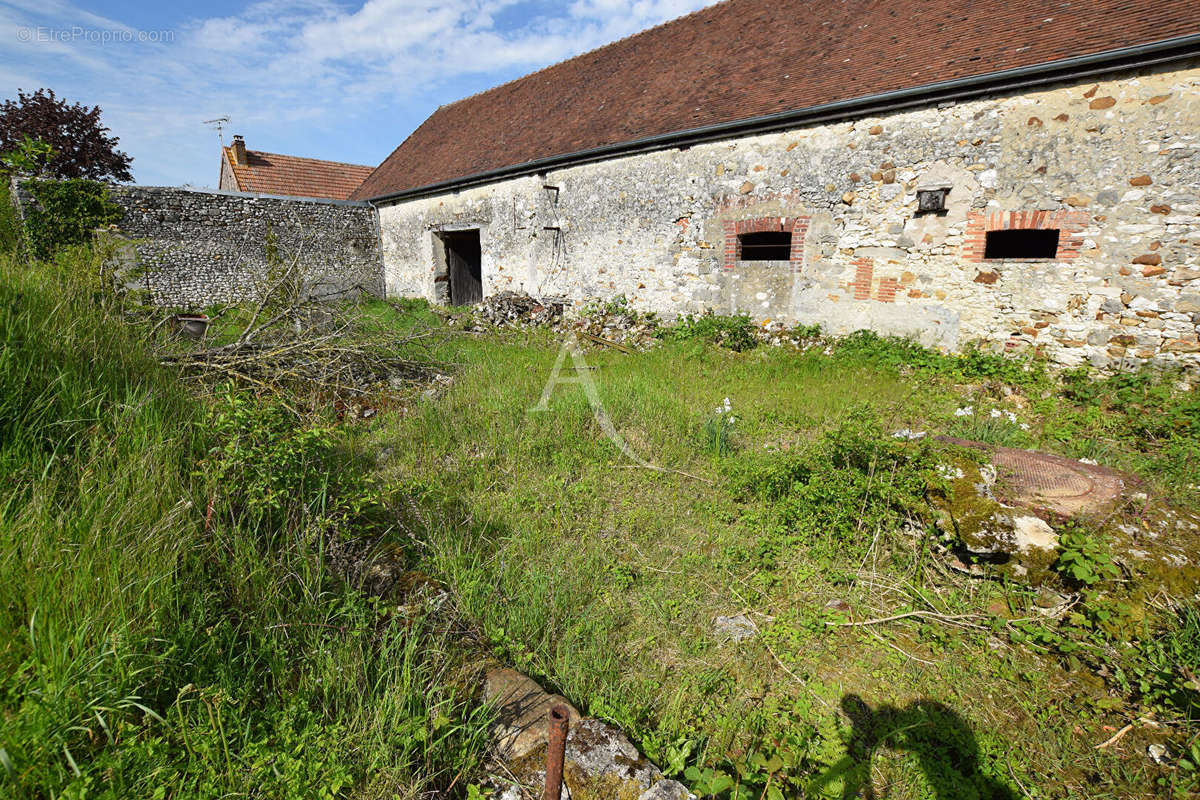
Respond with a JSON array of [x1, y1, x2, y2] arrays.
[[102, 185, 382, 307]]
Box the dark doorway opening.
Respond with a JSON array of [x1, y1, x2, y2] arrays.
[[738, 231, 792, 261], [984, 228, 1060, 259], [443, 230, 482, 306]]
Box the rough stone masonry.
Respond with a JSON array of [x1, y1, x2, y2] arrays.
[[102, 185, 382, 307], [375, 61, 1200, 372]]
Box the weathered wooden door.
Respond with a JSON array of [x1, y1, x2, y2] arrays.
[[445, 231, 483, 306]]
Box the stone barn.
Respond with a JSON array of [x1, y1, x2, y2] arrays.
[[351, 0, 1200, 370]]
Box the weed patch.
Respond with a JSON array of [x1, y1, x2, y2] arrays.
[[0, 249, 490, 798]]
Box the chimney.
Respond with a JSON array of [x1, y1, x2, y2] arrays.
[[230, 135, 247, 166]]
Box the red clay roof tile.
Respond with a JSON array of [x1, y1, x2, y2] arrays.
[[352, 0, 1199, 201], [226, 148, 374, 201]]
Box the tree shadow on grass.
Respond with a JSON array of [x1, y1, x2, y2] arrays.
[[808, 694, 1017, 800]]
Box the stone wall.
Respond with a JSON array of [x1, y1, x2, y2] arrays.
[[376, 60, 1200, 371], [104, 185, 382, 307]]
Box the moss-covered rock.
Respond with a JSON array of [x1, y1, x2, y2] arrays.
[[928, 457, 1060, 583]]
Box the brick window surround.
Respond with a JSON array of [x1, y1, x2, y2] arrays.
[[723, 216, 809, 270], [964, 210, 1088, 262]]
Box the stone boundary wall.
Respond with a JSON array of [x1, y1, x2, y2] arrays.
[[376, 60, 1200, 372], [10, 182, 383, 307], [108, 185, 383, 307]]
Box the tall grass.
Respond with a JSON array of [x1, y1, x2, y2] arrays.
[[367, 308, 1200, 798], [0, 249, 489, 798]]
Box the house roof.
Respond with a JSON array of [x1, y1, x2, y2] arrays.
[[224, 147, 374, 201], [352, 0, 1200, 202]]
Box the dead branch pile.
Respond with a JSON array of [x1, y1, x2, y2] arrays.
[[161, 309, 434, 398], [154, 251, 439, 398]]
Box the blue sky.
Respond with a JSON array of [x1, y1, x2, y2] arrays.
[[2, 0, 718, 187]]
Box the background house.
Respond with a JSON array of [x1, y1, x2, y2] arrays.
[[220, 135, 374, 201]]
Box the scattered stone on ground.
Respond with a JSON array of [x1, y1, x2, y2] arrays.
[[485, 668, 695, 800], [712, 612, 758, 642], [457, 291, 833, 353], [472, 290, 569, 328], [419, 372, 455, 401], [484, 667, 582, 761], [572, 308, 661, 351]]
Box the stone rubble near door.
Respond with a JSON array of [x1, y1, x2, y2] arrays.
[[472, 290, 569, 327]]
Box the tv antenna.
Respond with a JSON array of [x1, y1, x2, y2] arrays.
[[204, 116, 231, 146]]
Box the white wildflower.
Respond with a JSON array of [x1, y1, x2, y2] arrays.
[[1019, 423, 1030, 430], [954, 406, 974, 417], [892, 429, 927, 440], [1005, 410, 1017, 423], [989, 408, 1002, 418], [723, 397, 732, 412], [937, 464, 966, 481]]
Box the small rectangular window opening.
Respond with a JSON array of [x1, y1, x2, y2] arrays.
[[738, 231, 792, 261], [984, 228, 1060, 259]]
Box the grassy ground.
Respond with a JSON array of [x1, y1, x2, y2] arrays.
[[362, 302, 1200, 799], [0, 250, 491, 799], [2, 240, 1196, 798]]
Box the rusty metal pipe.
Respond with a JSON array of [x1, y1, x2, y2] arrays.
[[543, 704, 569, 800]]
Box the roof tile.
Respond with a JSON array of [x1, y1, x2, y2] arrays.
[[227, 148, 374, 201], [353, 0, 1199, 201]]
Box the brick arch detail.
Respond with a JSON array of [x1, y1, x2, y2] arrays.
[[963, 210, 1089, 262], [723, 216, 809, 271]]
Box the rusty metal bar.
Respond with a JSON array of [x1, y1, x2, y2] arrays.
[[544, 704, 569, 800]]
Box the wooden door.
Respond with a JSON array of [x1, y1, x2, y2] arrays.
[[446, 232, 482, 306]]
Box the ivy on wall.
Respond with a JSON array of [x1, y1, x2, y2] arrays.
[[19, 178, 122, 259]]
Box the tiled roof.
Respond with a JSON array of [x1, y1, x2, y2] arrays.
[[225, 148, 374, 201], [353, 0, 1199, 201]]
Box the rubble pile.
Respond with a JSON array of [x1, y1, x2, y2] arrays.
[[756, 320, 827, 350], [570, 306, 662, 351], [467, 291, 830, 353], [473, 290, 568, 328]]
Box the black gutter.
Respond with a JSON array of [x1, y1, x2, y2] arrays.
[[367, 33, 1200, 205]]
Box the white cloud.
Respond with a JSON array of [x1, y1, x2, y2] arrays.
[[1, 0, 718, 185]]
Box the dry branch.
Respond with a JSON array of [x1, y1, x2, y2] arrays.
[[151, 227, 445, 400]]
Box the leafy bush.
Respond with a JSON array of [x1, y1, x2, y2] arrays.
[[661, 310, 758, 351], [1055, 525, 1118, 586], [833, 330, 1043, 386], [685, 730, 816, 800], [18, 178, 122, 259], [727, 406, 938, 568], [1123, 603, 1200, 720], [201, 388, 371, 526]]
